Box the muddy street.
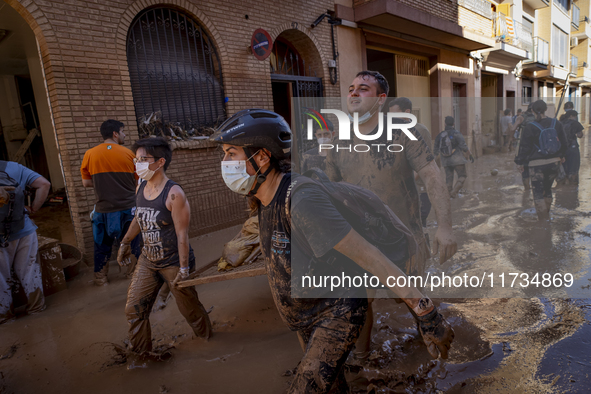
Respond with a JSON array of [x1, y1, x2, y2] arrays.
[[2, 142, 591, 393]]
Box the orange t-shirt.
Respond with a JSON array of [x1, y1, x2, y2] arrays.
[[80, 143, 137, 213]]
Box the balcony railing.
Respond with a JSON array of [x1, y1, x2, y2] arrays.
[[572, 3, 580, 29], [458, 0, 493, 19], [524, 36, 550, 65], [571, 54, 578, 75], [494, 13, 534, 52]]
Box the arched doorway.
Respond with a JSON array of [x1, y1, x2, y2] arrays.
[[270, 29, 324, 169], [0, 4, 64, 189], [126, 7, 226, 136]]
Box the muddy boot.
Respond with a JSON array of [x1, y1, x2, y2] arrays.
[[450, 178, 465, 198], [522, 178, 530, 190], [152, 283, 172, 312], [94, 263, 109, 286], [568, 174, 579, 185], [544, 197, 553, 214], [534, 199, 549, 221]]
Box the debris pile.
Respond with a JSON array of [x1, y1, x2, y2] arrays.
[[138, 111, 218, 141]]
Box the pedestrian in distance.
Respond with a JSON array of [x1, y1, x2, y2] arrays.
[[433, 116, 475, 198], [514, 100, 568, 220]]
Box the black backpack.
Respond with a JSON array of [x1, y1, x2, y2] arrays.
[[0, 161, 26, 247], [287, 168, 418, 275], [439, 130, 455, 157]]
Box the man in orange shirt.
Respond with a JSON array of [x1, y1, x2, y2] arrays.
[[81, 120, 141, 285]]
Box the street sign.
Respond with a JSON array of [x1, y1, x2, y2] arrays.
[[251, 28, 273, 60]]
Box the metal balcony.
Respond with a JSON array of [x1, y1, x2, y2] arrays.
[[571, 54, 578, 75], [572, 3, 580, 29], [494, 13, 533, 51], [523, 36, 549, 70], [457, 0, 493, 19]]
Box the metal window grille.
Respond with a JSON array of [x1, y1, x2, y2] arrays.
[[395, 55, 429, 77], [127, 8, 225, 133], [457, 0, 493, 19]]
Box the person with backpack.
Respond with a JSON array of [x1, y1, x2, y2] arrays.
[[0, 161, 50, 325], [510, 104, 535, 190], [213, 109, 455, 393], [560, 109, 584, 184], [433, 116, 474, 198], [515, 100, 568, 220]]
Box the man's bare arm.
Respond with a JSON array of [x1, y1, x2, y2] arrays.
[[334, 228, 431, 315], [417, 161, 457, 264], [82, 179, 93, 188], [29, 176, 51, 214]]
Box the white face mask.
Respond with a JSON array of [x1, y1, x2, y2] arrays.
[[135, 161, 157, 181], [317, 137, 332, 145], [221, 160, 257, 195], [348, 98, 382, 125]]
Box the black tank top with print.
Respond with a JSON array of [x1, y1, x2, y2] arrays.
[[135, 180, 195, 268]]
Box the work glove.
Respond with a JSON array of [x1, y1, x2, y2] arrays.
[[0, 186, 15, 207], [469, 154, 475, 163], [117, 243, 132, 267], [417, 306, 455, 359], [172, 266, 190, 287]]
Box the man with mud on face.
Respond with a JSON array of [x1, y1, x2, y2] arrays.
[[325, 71, 458, 358], [212, 109, 454, 393], [117, 137, 212, 356]]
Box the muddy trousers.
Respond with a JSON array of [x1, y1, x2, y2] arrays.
[[0, 232, 45, 324], [291, 308, 366, 394], [564, 145, 581, 178], [124, 255, 212, 353], [444, 164, 467, 196], [530, 163, 559, 220]]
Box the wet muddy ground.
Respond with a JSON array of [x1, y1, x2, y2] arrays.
[[1, 137, 591, 393]]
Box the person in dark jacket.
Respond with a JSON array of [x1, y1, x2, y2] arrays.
[[433, 116, 474, 198], [560, 109, 584, 184], [514, 100, 568, 220]]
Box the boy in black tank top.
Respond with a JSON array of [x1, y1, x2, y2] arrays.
[[117, 137, 212, 355]]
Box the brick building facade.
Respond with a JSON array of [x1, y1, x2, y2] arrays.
[[3, 0, 340, 256]]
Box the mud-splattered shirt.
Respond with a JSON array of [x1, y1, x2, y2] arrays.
[[258, 173, 367, 331], [325, 115, 434, 252], [135, 180, 195, 268]]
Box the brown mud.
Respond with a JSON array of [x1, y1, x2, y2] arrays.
[[1, 138, 591, 393]]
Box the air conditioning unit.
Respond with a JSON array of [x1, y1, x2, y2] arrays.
[[571, 37, 579, 47], [584, 62, 589, 67]]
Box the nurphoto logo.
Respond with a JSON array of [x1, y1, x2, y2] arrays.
[[304, 109, 418, 153]]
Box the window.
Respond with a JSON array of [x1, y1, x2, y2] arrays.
[[522, 80, 532, 105], [552, 25, 568, 68], [127, 8, 225, 136], [555, 0, 569, 14]]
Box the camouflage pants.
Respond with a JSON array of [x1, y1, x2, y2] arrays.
[[290, 307, 367, 394], [530, 163, 559, 201]]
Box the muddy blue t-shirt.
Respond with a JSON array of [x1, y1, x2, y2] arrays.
[[2, 161, 41, 242], [258, 173, 367, 331]]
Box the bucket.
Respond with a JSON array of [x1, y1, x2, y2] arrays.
[[60, 243, 82, 281]]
